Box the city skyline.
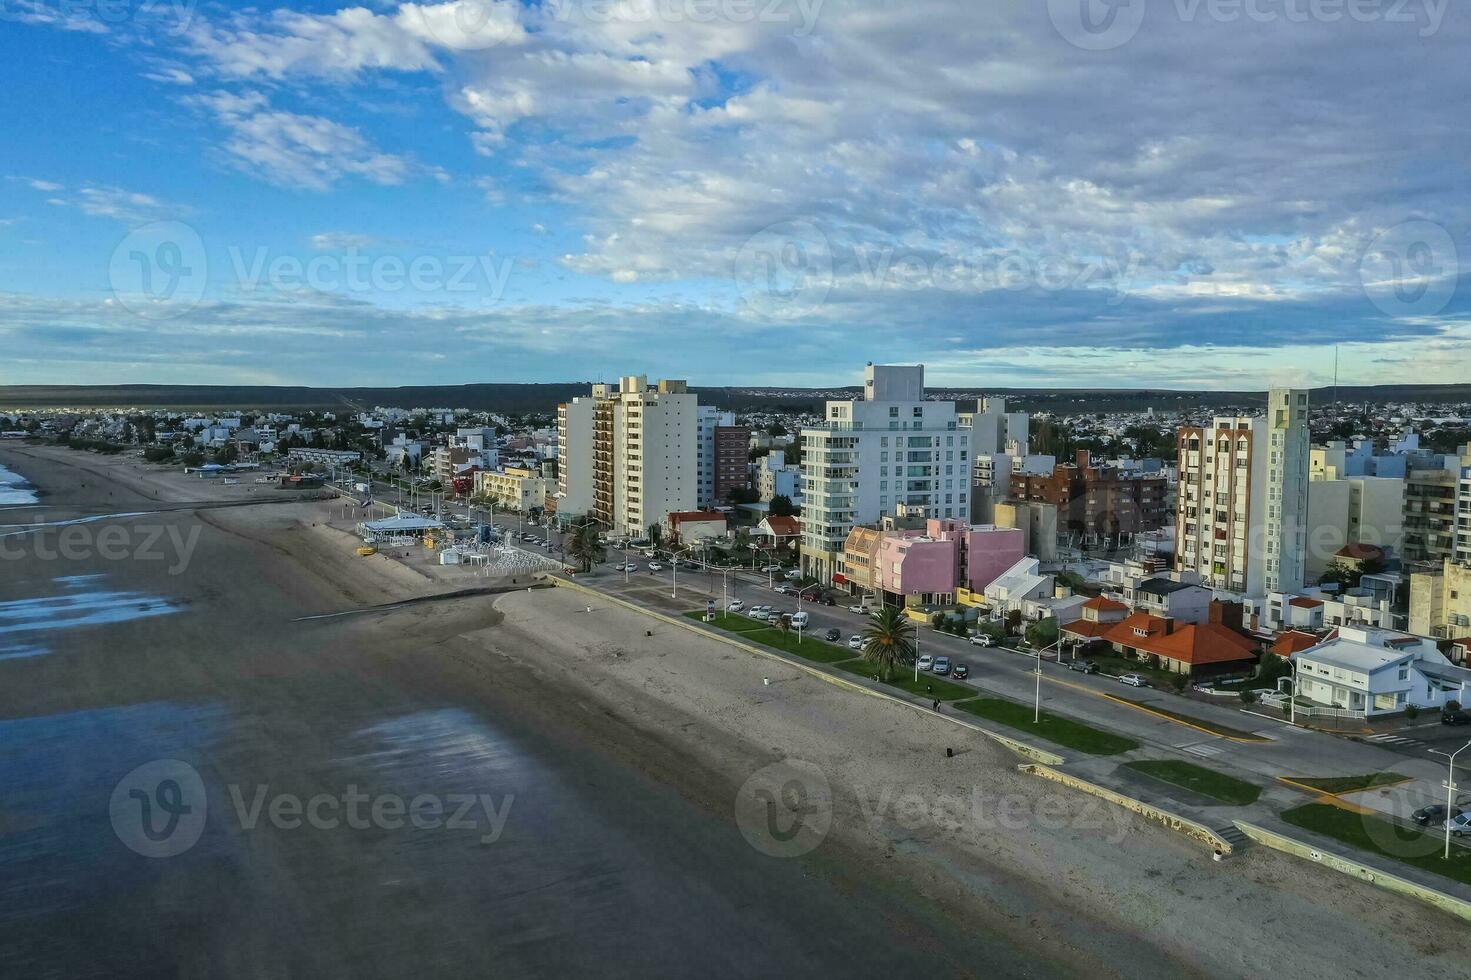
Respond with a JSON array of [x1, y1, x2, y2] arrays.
[[3, 3, 1469, 389]]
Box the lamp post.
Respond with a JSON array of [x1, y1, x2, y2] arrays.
[[1035, 636, 1061, 724], [671, 546, 694, 599], [1277, 676, 1298, 725], [795, 583, 822, 649], [1445, 740, 1470, 861]]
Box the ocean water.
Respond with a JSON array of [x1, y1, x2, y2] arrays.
[[0, 464, 38, 506]]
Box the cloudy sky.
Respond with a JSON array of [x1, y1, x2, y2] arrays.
[[1, 0, 1468, 389]]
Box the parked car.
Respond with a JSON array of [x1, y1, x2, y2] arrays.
[[802, 591, 819, 602], [1445, 812, 1471, 837], [1118, 673, 1149, 688], [748, 606, 769, 621], [1442, 707, 1471, 726], [1067, 660, 1099, 674], [790, 611, 810, 629], [622, 563, 639, 573], [761, 564, 783, 573], [823, 628, 842, 642], [774, 584, 797, 596], [931, 656, 951, 676], [821, 596, 835, 606], [848, 604, 868, 614], [849, 635, 863, 649], [647, 562, 663, 571], [916, 654, 934, 671], [727, 599, 745, 612], [1412, 804, 1463, 827], [968, 633, 995, 647], [952, 663, 969, 680]]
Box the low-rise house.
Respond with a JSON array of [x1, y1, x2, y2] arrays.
[[1099, 607, 1258, 678], [984, 557, 1053, 616], [667, 511, 729, 546], [1061, 595, 1129, 645], [1133, 578, 1213, 624], [754, 514, 801, 549], [475, 466, 554, 512], [1291, 626, 1471, 717]]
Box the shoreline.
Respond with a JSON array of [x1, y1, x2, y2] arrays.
[[3, 445, 1470, 977]]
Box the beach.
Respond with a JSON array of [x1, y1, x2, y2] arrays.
[[2, 444, 1468, 978]]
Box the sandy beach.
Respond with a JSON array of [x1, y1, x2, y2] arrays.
[[2, 444, 1469, 978]]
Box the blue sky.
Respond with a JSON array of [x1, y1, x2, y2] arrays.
[[1, 1, 1468, 389]]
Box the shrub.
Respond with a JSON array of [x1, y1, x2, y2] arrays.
[[1405, 705, 1420, 721], [1239, 689, 1258, 705]]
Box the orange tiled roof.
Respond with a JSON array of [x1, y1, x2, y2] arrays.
[[1081, 595, 1128, 613], [1271, 631, 1320, 657], [1102, 612, 1171, 646], [1288, 597, 1323, 609], [1062, 618, 1113, 638], [1145, 624, 1258, 666]]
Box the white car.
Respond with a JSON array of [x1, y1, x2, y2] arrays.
[[916, 654, 934, 671], [848, 635, 863, 649], [647, 562, 663, 571], [749, 606, 771, 621], [848, 604, 868, 614], [1118, 673, 1149, 688], [968, 633, 996, 647], [727, 599, 745, 612], [790, 611, 810, 628], [1445, 812, 1471, 837], [623, 564, 639, 573], [761, 564, 783, 573]]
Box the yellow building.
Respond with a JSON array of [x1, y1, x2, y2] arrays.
[[474, 466, 554, 512]]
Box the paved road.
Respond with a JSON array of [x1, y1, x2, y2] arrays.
[[568, 554, 1471, 819]]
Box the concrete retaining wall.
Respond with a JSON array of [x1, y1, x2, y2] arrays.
[[551, 578, 1065, 766], [1018, 763, 1234, 854], [1232, 820, 1471, 924]]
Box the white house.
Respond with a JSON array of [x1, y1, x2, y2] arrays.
[[983, 557, 1053, 616], [1291, 626, 1471, 717]]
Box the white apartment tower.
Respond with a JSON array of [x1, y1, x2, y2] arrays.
[[557, 376, 698, 536], [1174, 388, 1309, 596], [799, 364, 971, 583], [1263, 388, 1311, 594]]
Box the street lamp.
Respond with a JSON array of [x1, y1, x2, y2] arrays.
[[671, 545, 696, 599], [1277, 676, 1298, 725], [1035, 635, 1060, 724], [1444, 739, 1470, 861], [795, 582, 822, 648]]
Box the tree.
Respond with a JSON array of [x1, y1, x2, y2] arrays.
[[1025, 617, 1059, 648], [769, 494, 796, 517], [648, 523, 664, 548], [861, 606, 916, 682], [563, 522, 605, 572]]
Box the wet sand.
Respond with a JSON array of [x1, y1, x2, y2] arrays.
[[1, 445, 1468, 979]]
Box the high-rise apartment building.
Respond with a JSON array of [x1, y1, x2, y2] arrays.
[[557, 376, 698, 535], [696, 406, 732, 508], [799, 365, 971, 583], [1008, 449, 1167, 542], [1263, 388, 1311, 593], [1175, 389, 1309, 596], [695, 406, 750, 506]]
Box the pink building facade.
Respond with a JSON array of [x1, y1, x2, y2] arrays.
[[872, 520, 1026, 602]]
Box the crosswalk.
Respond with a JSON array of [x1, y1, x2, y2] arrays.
[[1180, 741, 1226, 758], [1364, 733, 1428, 750]]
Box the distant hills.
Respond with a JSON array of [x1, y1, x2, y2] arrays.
[[2, 382, 1469, 415]]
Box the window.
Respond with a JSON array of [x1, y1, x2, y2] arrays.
[[889, 407, 899, 417]]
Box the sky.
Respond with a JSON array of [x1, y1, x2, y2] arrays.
[[1, 0, 1468, 390]]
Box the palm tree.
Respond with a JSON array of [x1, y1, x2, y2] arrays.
[[563, 521, 605, 572], [862, 606, 916, 682]]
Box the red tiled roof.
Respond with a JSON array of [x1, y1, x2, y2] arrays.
[[1102, 612, 1171, 646], [1082, 595, 1128, 613], [1102, 612, 1257, 666], [763, 515, 801, 536], [1270, 631, 1320, 657], [1062, 618, 1113, 639], [1288, 597, 1323, 609], [669, 511, 726, 524], [1335, 542, 1385, 561], [1146, 624, 1258, 666]]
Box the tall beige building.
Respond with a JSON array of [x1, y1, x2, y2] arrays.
[[557, 376, 698, 536], [1175, 388, 1309, 596]]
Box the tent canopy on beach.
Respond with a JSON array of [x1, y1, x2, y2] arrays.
[[358, 514, 444, 537]]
